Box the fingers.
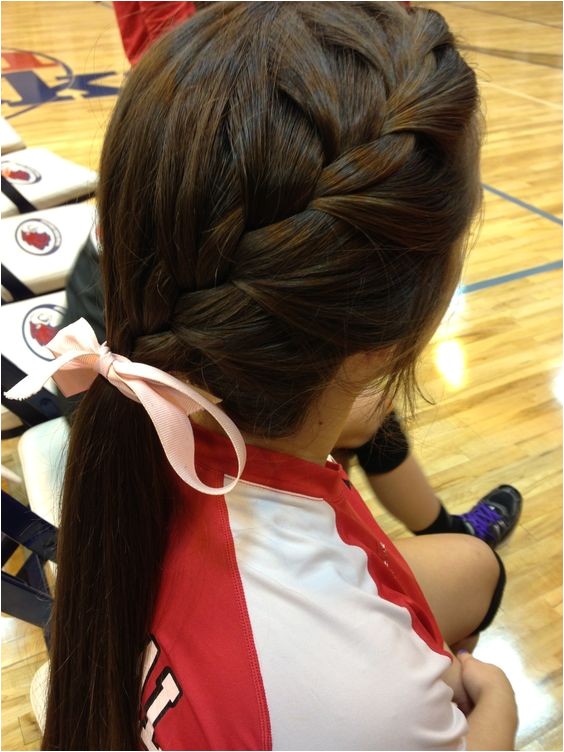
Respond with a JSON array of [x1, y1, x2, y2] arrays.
[[451, 634, 479, 654], [456, 649, 472, 664]]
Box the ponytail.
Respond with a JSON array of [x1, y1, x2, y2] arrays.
[[42, 380, 176, 749]]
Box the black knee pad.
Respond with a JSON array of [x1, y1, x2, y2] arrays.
[[471, 551, 506, 634], [354, 411, 410, 475]]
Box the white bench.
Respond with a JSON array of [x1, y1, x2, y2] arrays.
[[1, 147, 97, 217], [18, 416, 68, 529], [2, 202, 96, 296], [1, 290, 67, 430], [30, 660, 49, 734], [2, 289, 67, 391]]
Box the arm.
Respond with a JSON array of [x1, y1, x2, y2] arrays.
[[458, 652, 518, 751]]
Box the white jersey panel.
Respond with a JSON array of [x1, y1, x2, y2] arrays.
[[225, 478, 468, 751]]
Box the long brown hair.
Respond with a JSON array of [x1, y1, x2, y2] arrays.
[[43, 3, 480, 748]]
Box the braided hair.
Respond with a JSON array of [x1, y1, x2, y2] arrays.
[[100, 1, 480, 435], [43, 3, 481, 748]]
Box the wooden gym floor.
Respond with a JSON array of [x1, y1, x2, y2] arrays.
[[1, 2, 562, 750]]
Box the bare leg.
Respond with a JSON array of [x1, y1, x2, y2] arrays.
[[335, 406, 521, 546], [394, 533, 500, 645], [365, 453, 442, 532], [334, 402, 443, 532], [333, 446, 442, 532]]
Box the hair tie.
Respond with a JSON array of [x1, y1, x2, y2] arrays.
[[4, 318, 246, 495], [96, 345, 116, 380]]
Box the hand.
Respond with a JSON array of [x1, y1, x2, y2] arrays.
[[442, 649, 472, 716], [458, 651, 516, 707], [458, 652, 518, 750]]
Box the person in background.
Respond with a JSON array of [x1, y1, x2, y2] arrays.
[[112, 1, 196, 65]]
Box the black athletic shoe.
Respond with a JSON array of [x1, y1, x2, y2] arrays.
[[457, 485, 522, 549]]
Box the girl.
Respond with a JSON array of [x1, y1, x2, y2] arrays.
[[10, 2, 518, 749]]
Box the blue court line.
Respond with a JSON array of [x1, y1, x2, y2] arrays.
[[461, 260, 563, 294], [482, 184, 563, 226]]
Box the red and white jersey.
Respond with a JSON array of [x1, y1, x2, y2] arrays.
[[140, 425, 467, 751]]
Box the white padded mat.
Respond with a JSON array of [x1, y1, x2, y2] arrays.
[[2, 290, 67, 395], [2, 203, 96, 294], [1, 147, 97, 217], [30, 660, 50, 733], [18, 416, 68, 527]]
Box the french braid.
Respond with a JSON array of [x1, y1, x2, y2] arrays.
[[107, 2, 480, 436]]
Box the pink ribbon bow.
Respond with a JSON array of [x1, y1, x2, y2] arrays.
[[4, 318, 246, 495]]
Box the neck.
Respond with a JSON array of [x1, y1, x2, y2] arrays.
[[193, 380, 359, 466], [245, 382, 358, 465]]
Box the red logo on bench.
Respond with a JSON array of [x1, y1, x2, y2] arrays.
[[1, 160, 41, 184], [22, 304, 66, 361], [16, 218, 62, 255]]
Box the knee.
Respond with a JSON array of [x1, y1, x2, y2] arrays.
[[461, 535, 500, 588], [460, 535, 505, 633], [354, 411, 410, 474]]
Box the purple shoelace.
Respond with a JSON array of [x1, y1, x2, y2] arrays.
[[461, 503, 502, 541]]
